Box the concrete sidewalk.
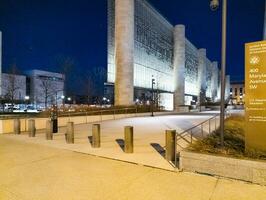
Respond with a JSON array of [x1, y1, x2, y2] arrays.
[[4, 114, 219, 171], [0, 136, 265, 200]]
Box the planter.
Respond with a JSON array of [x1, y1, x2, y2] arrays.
[[180, 151, 266, 185]]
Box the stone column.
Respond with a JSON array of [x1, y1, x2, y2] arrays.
[[173, 25, 186, 111], [114, 0, 134, 106], [197, 49, 207, 103], [211, 61, 219, 101]]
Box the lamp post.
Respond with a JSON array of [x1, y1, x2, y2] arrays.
[[51, 90, 64, 133], [151, 77, 155, 117], [210, 0, 227, 147]]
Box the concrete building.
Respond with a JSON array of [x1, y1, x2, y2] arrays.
[[230, 81, 245, 105], [107, 0, 230, 110], [25, 70, 65, 108], [0, 31, 65, 108]]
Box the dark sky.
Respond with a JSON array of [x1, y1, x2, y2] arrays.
[[0, 0, 265, 94]]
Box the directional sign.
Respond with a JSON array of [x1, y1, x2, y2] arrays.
[[245, 40, 266, 152]]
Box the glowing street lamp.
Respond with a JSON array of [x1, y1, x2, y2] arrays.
[[24, 96, 30, 100]]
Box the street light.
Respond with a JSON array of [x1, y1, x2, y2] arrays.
[[151, 76, 155, 117], [210, 0, 219, 11], [210, 0, 227, 147], [24, 96, 30, 109]]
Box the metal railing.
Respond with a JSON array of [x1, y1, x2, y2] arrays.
[[62, 107, 139, 123], [173, 110, 231, 167], [56, 106, 163, 123]]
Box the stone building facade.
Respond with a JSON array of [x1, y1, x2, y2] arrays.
[[107, 0, 230, 110]]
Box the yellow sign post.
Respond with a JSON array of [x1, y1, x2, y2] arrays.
[[245, 40, 266, 152]]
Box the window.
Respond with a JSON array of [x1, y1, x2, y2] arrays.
[[240, 88, 243, 95]]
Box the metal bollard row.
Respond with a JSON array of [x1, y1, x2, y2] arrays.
[[124, 126, 133, 153], [46, 120, 53, 140], [65, 122, 74, 144], [28, 119, 36, 137], [92, 124, 101, 148], [14, 119, 21, 135], [165, 130, 176, 162], [90, 124, 134, 154], [21, 119, 175, 164]]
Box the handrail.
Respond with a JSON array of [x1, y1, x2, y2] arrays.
[[173, 110, 231, 167], [178, 114, 220, 136], [58, 107, 139, 117]]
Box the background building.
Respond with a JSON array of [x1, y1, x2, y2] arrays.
[[107, 0, 230, 110], [230, 81, 245, 105], [1, 73, 26, 101], [25, 70, 65, 109]]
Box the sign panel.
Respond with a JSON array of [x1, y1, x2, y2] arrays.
[[245, 40, 266, 151]]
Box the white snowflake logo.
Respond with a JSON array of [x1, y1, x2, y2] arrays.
[[250, 56, 260, 65]]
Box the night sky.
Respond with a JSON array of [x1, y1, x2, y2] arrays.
[[0, 0, 265, 95]]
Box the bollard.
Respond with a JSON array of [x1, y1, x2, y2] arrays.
[[28, 119, 36, 137], [165, 130, 176, 162], [52, 118, 58, 133], [46, 120, 53, 140], [92, 124, 101, 148], [124, 126, 133, 153], [14, 119, 21, 135], [65, 122, 74, 144]]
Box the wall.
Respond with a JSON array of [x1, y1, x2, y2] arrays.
[[0, 112, 167, 134], [180, 151, 266, 185]]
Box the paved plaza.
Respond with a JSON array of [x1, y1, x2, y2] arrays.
[[4, 113, 221, 170], [0, 136, 266, 200]]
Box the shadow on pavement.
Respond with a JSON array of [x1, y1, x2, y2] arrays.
[[88, 136, 93, 145], [150, 143, 165, 158], [116, 139, 125, 152]]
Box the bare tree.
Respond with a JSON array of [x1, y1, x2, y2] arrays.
[[39, 78, 55, 109], [82, 67, 106, 104], [55, 55, 75, 94], [3, 64, 22, 112]]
